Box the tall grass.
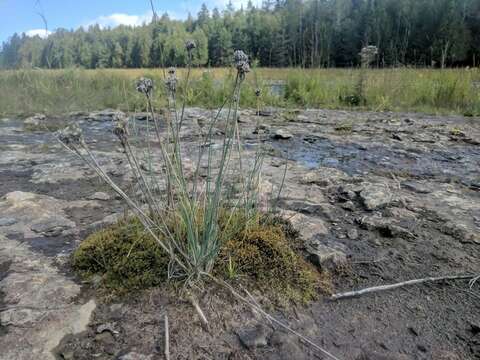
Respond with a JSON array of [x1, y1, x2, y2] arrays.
[[0, 67, 478, 116]]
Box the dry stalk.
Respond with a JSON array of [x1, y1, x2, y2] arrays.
[[331, 274, 479, 300], [188, 293, 209, 328], [164, 314, 170, 360]]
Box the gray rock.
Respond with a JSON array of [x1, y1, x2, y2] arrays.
[[0, 308, 46, 326], [59, 350, 75, 360], [412, 133, 436, 143], [355, 350, 410, 360], [431, 351, 462, 360], [441, 221, 479, 244], [401, 181, 431, 194], [0, 217, 17, 226], [237, 325, 268, 349], [272, 129, 293, 140], [96, 322, 119, 335], [284, 211, 329, 240], [306, 239, 347, 271], [0, 234, 96, 360], [24, 114, 46, 127], [253, 124, 270, 134], [68, 111, 89, 118], [88, 192, 111, 201], [341, 201, 356, 211], [297, 114, 309, 122], [300, 167, 349, 187], [87, 109, 126, 122], [347, 228, 359, 240], [218, 108, 240, 122], [31, 217, 75, 237], [119, 352, 153, 360], [87, 213, 123, 230], [95, 331, 115, 345], [257, 107, 276, 117], [267, 331, 304, 360], [337, 186, 357, 201], [360, 183, 394, 210], [357, 215, 414, 239]]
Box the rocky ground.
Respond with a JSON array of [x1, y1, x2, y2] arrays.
[[0, 108, 479, 360]]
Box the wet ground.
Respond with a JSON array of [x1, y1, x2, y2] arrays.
[[0, 108, 479, 360]]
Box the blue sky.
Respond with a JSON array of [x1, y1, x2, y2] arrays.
[[0, 0, 253, 44]]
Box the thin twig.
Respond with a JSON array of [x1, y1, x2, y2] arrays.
[[34, 0, 51, 69], [469, 275, 480, 289], [240, 285, 273, 326], [164, 313, 170, 360], [331, 274, 479, 300], [188, 293, 208, 328]]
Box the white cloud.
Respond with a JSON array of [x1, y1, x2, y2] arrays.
[[86, 12, 153, 29], [84, 9, 195, 29], [212, 0, 254, 9], [25, 29, 52, 39]]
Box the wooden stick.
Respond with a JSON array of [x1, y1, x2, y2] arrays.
[[189, 294, 208, 328], [331, 274, 478, 301], [164, 314, 170, 360]]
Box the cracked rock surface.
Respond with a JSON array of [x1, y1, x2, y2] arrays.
[[0, 108, 479, 359]]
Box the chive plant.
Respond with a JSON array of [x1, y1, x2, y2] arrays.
[[58, 44, 264, 285]]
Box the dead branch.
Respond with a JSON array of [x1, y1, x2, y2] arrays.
[[331, 274, 478, 301]]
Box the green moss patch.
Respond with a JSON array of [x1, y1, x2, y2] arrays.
[[219, 217, 322, 304], [72, 217, 169, 295], [73, 213, 327, 303]]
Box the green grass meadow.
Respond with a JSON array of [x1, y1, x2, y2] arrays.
[[1, 67, 479, 117]]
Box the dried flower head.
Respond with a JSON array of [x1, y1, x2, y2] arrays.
[[255, 88, 261, 97], [57, 123, 84, 145], [234, 50, 250, 77], [136, 77, 154, 96], [113, 116, 129, 144], [165, 67, 178, 94], [360, 46, 378, 67], [185, 40, 196, 52]]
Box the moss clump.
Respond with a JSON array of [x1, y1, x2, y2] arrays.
[[73, 213, 324, 304], [219, 216, 322, 304], [72, 217, 168, 294]]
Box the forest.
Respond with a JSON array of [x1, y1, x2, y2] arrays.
[[1, 0, 479, 69]]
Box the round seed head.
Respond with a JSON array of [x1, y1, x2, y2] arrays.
[[136, 77, 154, 95], [113, 116, 129, 144], [233, 50, 250, 76], [57, 123, 84, 145], [185, 40, 196, 52]]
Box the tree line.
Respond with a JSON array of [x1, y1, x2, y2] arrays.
[[1, 0, 479, 69]]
